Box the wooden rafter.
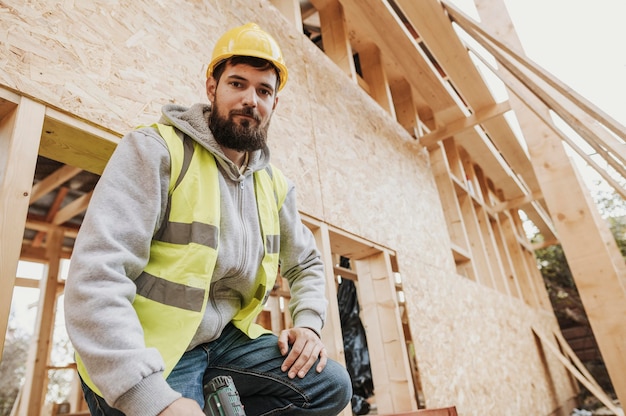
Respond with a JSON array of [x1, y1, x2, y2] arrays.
[[29, 165, 82, 205], [532, 327, 620, 415], [32, 186, 69, 247], [419, 101, 510, 148]]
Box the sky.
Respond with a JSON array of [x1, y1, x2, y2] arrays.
[[504, 0, 626, 194], [503, 0, 626, 126]]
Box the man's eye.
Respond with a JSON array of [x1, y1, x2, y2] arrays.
[[259, 89, 272, 96], [231, 81, 242, 88]]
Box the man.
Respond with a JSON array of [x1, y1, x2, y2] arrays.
[[64, 23, 352, 416]]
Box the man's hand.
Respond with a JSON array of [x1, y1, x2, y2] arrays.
[[278, 327, 328, 379], [158, 397, 205, 416]]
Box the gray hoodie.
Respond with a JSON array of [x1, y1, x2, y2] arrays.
[[64, 103, 327, 416]]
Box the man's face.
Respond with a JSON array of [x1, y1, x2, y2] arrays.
[[206, 61, 279, 152]]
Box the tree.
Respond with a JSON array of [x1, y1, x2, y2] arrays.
[[0, 314, 31, 416]]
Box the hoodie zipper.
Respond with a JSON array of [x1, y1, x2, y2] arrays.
[[235, 176, 249, 277]]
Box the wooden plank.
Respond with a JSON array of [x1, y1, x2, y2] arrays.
[[452, 10, 626, 178], [475, 204, 508, 294], [309, 222, 352, 416], [419, 101, 510, 149], [53, 190, 93, 225], [429, 143, 472, 263], [39, 107, 120, 175], [29, 165, 82, 204], [14, 277, 40, 289], [32, 186, 69, 247], [311, 222, 346, 363], [25, 217, 79, 238], [532, 327, 621, 415], [493, 192, 542, 212], [396, 0, 542, 197], [522, 247, 552, 310], [18, 228, 64, 416], [457, 193, 492, 286], [390, 79, 419, 137], [498, 212, 534, 305], [311, 0, 357, 80], [337, 0, 455, 114], [489, 215, 516, 298], [359, 44, 395, 117], [328, 226, 394, 259], [355, 251, 417, 414], [0, 97, 45, 358]]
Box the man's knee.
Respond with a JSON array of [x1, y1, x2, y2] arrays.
[[323, 360, 353, 408]]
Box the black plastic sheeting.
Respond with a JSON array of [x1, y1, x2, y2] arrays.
[[338, 257, 374, 415]]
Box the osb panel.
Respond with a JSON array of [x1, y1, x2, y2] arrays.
[[301, 42, 455, 273], [0, 0, 325, 215], [0, 1, 576, 414], [403, 263, 577, 416]]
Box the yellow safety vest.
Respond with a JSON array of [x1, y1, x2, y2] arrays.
[[77, 123, 288, 396]]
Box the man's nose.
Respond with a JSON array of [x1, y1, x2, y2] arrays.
[[241, 87, 258, 107]]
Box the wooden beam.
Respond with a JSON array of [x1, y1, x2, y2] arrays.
[[0, 97, 45, 358], [309, 222, 352, 416], [359, 44, 396, 117], [21, 245, 71, 264], [53, 190, 93, 225], [532, 327, 621, 415], [390, 79, 419, 137], [333, 265, 358, 281], [397, 0, 542, 199], [337, 0, 455, 114], [25, 217, 79, 238], [458, 21, 626, 178], [29, 165, 82, 205], [32, 187, 69, 248], [311, 0, 357, 81], [493, 191, 543, 212], [355, 251, 417, 414], [14, 277, 40, 289], [18, 227, 64, 416], [40, 107, 120, 175], [419, 101, 510, 148]]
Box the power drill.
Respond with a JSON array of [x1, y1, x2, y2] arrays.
[[204, 375, 246, 416]]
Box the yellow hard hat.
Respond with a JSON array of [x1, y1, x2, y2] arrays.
[[207, 23, 288, 91]]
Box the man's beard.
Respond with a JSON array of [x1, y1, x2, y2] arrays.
[[209, 103, 270, 152]]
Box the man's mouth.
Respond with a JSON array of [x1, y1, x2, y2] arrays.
[[230, 109, 261, 123]]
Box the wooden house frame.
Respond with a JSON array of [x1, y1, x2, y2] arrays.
[[1, 0, 625, 415]]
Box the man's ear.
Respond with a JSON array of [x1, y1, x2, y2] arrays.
[[272, 96, 279, 111], [206, 77, 217, 102]]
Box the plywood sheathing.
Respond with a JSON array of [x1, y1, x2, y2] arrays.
[[1, 1, 577, 414], [0, 96, 45, 355], [405, 267, 576, 414]]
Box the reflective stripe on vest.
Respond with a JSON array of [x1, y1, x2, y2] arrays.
[[77, 123, 288, 396]]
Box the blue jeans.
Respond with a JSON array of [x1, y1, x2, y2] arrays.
[[81, 324, 352, 415]]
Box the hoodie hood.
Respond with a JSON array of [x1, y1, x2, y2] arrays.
[[159, 103, 271, 180]]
